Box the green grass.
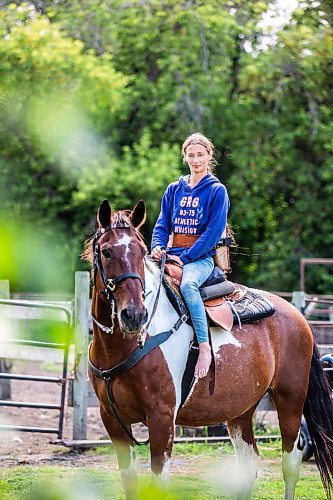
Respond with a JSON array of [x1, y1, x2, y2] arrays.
[[88, 439, 278, 460], [0, 441, 327, 499], [0, 465, 326, 499]]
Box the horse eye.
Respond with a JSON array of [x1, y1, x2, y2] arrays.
[[101, 249, 111, 258]]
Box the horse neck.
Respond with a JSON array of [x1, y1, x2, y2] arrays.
[[144, 259, 178, 333], [91, 289, 138, 368]]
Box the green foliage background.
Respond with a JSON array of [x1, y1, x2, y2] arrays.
[[0, 1, 332, 293]]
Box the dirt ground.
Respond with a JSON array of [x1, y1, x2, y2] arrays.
[[0, 359, 112, 466]]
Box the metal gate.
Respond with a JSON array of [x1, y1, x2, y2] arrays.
[[0, 298, 72, 439]]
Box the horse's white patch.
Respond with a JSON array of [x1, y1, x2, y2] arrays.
[[161, 456, 171, 481], [155, 308, 193, 411], [114, 233, 132, 257], [144, 262, 193, 411], [282, 432, 302, 499], [120, 446, 136, 490], [210, 327, 242, 354], [229, 429, 258, 497], [129, 446, 136, 468]]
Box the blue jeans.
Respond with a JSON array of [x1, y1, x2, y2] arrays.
[[180, 257, 214, 343]]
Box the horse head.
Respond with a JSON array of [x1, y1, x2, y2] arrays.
[[92, 199, 148, 335]]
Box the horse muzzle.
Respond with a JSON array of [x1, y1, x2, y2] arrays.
[[119, 305, 148, 334]]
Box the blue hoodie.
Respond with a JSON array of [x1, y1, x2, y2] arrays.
[[151, 173, 229, 264]]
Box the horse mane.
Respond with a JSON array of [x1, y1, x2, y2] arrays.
[[82, 210, 145, 264]]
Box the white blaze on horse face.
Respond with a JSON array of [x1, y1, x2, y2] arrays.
[[114, 233, 132, 258], [210, 327, 242, 354]]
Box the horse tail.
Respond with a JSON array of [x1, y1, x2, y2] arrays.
[[303, 343, 333, 499]]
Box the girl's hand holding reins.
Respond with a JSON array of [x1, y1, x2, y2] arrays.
[[151, 246, 165, 261]]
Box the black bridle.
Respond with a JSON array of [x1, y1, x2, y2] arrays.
[[93, 222, 145, 305]]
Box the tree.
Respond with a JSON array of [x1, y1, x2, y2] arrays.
[[227, 2, 333, 291], [1, 1, 332, 293], [0, 5, 127, 290]]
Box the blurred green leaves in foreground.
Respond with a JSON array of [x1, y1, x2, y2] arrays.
[[0, 212, 73, 343], [0, 213, 73, 294]]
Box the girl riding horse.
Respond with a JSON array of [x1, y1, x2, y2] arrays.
[[151, 132, 229, 379]]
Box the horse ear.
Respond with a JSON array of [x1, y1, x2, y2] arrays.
[[97, 199, 112, 228], [131, 200, 146, 230]]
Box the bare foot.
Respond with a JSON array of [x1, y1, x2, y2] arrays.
[[194, 342, 212, 379]]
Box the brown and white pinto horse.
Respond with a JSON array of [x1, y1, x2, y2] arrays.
[[85, 199, 333, 500]]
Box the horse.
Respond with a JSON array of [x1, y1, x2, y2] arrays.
[[84, 198, 333, 500]]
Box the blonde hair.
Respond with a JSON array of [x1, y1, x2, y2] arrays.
[[181, 132, 217, 171]]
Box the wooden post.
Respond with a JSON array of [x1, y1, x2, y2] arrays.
[[0, 280, 12, 399], [329, 308, 333, 323], [73, 271, 90, 440], [292, 291, 306, 313]]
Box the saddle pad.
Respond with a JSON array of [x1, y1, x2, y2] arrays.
[[229, 289, 275, 324]]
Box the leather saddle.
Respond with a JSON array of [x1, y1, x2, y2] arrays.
[[163, 259, 275, 331]]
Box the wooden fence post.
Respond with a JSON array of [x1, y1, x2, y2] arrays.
[[329, 308, 333, 323], [0, 280, 12, 400], [73, 271, 90, 440], [292, 291, 306, 313]]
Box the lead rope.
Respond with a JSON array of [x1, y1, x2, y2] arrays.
[[105, 379, 149, 446]]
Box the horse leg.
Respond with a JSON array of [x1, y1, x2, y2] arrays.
[[273, 391, 303, 500], [227, 408, 259, 500], [100, 406, 138, 500], [148, 410, 175, 485]]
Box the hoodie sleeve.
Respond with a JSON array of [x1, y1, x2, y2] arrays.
[[151, 184, 174, 250], [179, 184, 229, 264]]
